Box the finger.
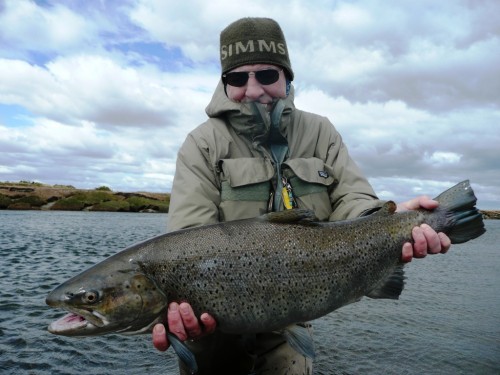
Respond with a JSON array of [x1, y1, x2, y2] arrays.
[[418, 196, 439, 210], [179, 302, 203, 338], [200, 313, 217, 334], [397, 197, 420, 212], [412, 226, 427, 258], [152, 324, 170, 352], [168, 302, 188, 341], [439, 232, 451, 253], [401, 242, 413, 263], [421, 224, 441, 254]]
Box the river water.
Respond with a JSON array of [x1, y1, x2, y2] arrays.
[[0, 211, 498, 374]]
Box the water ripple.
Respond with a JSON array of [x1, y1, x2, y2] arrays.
[[0, 211, 498, 374]]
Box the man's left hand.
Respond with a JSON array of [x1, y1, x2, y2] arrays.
[[397, 196, 451, 262]]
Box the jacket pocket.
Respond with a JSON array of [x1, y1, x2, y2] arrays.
[[218, 158, 274, 221], [282, 158, 336, 220]]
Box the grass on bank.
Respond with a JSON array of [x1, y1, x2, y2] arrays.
[[0, 181, 170, 212]]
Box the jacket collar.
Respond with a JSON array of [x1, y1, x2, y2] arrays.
[[205, 80, 295, 145]]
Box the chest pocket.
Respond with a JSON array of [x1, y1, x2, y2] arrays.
[[282, 158, 336, 220], [217, 158, 275, 221]]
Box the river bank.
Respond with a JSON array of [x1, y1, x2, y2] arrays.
[[1, 181, 498, 218], [0, 182, 169, 213]]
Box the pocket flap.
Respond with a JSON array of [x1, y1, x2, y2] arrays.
[[283, 158, 335, 186], [219, 158, 275, 187]]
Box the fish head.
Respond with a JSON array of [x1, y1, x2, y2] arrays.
[[46, 255, 168, 336]]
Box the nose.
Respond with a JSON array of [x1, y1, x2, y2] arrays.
[[244, 74, 265, 100]]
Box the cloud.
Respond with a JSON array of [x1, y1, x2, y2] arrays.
[[0, 55, 218, 129], [294, 88, 500, 206], [0, 0, 98, 60], [0, 0, 499, 209], [291, 1, 500, 112]]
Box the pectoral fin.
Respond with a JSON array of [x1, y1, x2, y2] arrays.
[[167, 333, 198, 374], [366, 265, 405, 299], [372, 201, 397, 217], [282, 324, 316, 359]]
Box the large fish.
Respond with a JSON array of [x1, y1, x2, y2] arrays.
[[46, 180, 485, 373]]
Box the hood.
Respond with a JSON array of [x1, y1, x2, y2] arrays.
[[205, 80, 296, 145]]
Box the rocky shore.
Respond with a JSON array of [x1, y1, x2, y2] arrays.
[[481, 210, 500, 220], [0, 182, 169, 213]]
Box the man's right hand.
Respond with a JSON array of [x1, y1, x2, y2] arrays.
[[152, 302, 217, 351]]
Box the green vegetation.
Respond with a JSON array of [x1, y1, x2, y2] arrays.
[[50, 197, 87, 211], [126, 196, 169, 213], [18, 195, 46, 207], [0, 194, 12, 209], [0, 181, 170, 213], [0, 181, 76, 189], [54, 184, 76, 189], [0, 180, 43, 187], [91, 200, 130, 212], [71, 191, 119, 205]]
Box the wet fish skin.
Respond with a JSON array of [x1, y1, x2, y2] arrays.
[[46, 259, 168, 336], [135, 181, 484, 334], [46, 180, 485, 367]]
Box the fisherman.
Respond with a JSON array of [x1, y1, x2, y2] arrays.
[[152, 17, 451, 375]]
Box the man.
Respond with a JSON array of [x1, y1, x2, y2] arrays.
[[152, 17, 451, 374]]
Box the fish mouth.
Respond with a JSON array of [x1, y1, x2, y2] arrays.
[[48, 309, 108, 336], [48, 313, 90, 334]]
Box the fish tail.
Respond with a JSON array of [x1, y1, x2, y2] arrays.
[[434, 180, 486, 244]]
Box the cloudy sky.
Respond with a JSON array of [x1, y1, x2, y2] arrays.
[[1, 0, 499, 208]]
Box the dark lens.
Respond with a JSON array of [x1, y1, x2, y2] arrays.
[[255, 69, 280, 85], [223, 69, 280, 87], [223, 72, 249, 87]]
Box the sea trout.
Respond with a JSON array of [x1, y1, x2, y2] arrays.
[[46, 180, 485, 372]]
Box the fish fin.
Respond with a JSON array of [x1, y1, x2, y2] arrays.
[[282, 324, 316, 359], [434, 180, 486, 244], [366, 265, 405, 299], [265, 209, 318, 224], [167, 333, 198, 374], [372, 201, 397, 216]]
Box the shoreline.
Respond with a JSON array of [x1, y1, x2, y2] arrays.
[[0, 183, 170, 213], [1, 182, 498, 218]]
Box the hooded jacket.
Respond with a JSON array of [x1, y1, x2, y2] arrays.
[[167, 81, 384, 232]]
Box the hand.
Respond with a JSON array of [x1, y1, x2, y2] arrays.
[[397, 196, 451, 263], [152, 302, 217, 351]]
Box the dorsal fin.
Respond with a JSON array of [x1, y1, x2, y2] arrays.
[[372, 201, 397, 217], [264, 209, 318, 224]]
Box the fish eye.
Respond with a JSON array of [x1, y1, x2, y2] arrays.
[[83, 290, 99, 304]]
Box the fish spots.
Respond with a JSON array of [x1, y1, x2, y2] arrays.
[[135, 214, 412, 333]]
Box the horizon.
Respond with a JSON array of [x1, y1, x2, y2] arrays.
[[3, 180, 499, 212]]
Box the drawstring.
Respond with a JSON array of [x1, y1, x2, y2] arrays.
[[267, 100, 288, 211]]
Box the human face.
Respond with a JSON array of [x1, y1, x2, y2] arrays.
[[224, 64, 287, 108]]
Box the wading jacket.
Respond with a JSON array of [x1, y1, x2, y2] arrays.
[[167, 81, 384, 232]]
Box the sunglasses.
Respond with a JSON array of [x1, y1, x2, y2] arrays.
[[222, 69, 282, 87]]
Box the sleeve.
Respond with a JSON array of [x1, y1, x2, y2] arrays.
[[322, 120, 386, 221], [166, 133, 221, 232]]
